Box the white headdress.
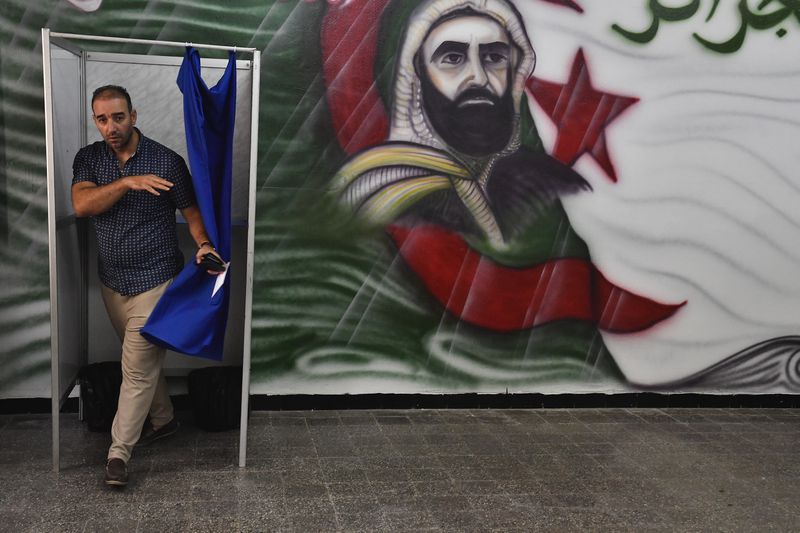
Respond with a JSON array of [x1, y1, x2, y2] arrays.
[[389, 0, 536, 155]]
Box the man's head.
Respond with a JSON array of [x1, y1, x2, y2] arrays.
[[91, 85, 137, 152], [388, 0, 536, 159], [416, 11, 515, 156]]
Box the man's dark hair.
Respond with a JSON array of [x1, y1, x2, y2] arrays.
[[91, 85, 132, 113]]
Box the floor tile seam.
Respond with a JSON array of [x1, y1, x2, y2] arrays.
[[328, 493, 377, 531]]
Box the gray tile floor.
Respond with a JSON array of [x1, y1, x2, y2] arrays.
[[1, 408, 799, 532]]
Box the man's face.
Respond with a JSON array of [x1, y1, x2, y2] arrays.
[[422, 15, 511, 107], [417, 14, 516, 156], [92, 96, 137, 152]]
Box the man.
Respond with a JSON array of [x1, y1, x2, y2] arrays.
[[335, 0, 589, 253], [72, 85, 221, 486]]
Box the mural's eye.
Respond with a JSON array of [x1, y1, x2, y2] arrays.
[[482, 52, 508, 65], [441, 52, 465, 65]]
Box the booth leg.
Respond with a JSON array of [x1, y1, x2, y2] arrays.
[[78, 385, 84, 422]]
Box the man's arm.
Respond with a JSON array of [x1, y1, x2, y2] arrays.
[[71, 174, 174, 217], [181, 205, 223, 273]]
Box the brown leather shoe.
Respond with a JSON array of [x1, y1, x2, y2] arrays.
[[136, 418, 179, 447], [104, 458, 128, 486]]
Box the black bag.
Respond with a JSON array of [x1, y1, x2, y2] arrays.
[[187, 366, 243, 431], [78, 361, 122, 432]]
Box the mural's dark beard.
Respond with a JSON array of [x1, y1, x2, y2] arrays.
[[420, 75, 514, 157]]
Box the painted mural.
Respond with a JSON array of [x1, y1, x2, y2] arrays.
[[0, 0, 799, 397]]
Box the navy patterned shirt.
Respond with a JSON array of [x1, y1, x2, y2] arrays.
[[73, 130, 196, 296]]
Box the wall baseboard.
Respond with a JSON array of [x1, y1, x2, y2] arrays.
[[3, 393, 799, 415], [249, 393, 800, 410]]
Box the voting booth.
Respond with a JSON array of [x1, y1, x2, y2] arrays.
[[41, 29, 260, 471]]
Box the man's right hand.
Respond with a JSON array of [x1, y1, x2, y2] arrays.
[[123, 174, 173, 196], [72, 174, 173, 217]]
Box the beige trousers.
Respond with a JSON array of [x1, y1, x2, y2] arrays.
[[101, 279, 174, 463]]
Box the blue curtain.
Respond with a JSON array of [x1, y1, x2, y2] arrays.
[[142, 47, 237, 360]]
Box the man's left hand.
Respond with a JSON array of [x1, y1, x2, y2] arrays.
[[196, 244, 225, 275]]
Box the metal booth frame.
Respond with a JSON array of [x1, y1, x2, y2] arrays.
[[41, 29, 260, 472]]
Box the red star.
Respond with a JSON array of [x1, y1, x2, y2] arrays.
[[539, 0, 583, 12], [526, 49, 638, 183]]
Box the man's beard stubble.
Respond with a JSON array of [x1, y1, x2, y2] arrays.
[[419, 71, 515, 158]]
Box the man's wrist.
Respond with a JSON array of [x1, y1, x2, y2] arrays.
[[198, 240, 213, 249]]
